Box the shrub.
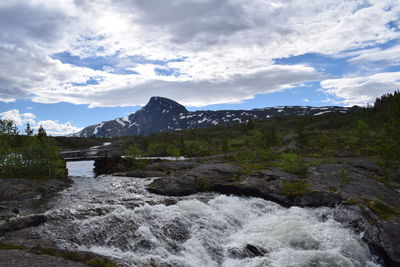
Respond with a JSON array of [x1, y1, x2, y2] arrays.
[[281, 180, 310, 196], [280, 153, 307, 176], [124, 144, 143, 158]]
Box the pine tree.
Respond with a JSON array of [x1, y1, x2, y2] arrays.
[[37, 125, 47, 139], [25, 122, 34, 136]]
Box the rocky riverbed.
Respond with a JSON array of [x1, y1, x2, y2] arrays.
[[0, 176, 119, 266], [1, 156, 399, 266], [127, 157, 400, 266]]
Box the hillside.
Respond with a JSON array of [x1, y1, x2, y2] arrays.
[[72, 96, 357, 138]]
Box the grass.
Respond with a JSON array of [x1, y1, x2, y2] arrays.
[[0, 244, 27, 250], [280, 180, 310, 196], [328, 186, 338, 193], [365, 200, 400, 221], [278, 153, 308, 177], [196, 178, 213, 191]]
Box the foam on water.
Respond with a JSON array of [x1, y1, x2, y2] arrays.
[[37, 175, 381, 267]]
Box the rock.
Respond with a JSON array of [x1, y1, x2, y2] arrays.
[[0, 206, 18, 222], [147, 161, 198, 172], [292, 191, 342, 207], [228, 244, 268, 259], [147, 159, 400, 265], [113, 170, 165, 178], [333, 205, 400, 266], [256, 169, 298, 181], [337, 157, 383, 175], [0, 214, 47, 236], [148, 175, 200, 196], [0, 178, 72, 202], [1, 228, 57, 249], [0, 250, 88, 267]]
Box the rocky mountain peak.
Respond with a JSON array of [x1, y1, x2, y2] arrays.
[[142, 96, 188, 114]]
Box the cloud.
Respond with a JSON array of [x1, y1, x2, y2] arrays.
[[32, 64, 323, 107], [0, 109, 82, 135], [321, 71, 400, 106], [347, 44, 400, 67], [35, 120, 82, 136], [0, 0, 399, 107], [0, 109, 36, 126]]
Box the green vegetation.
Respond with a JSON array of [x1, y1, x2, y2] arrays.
[[197, 178, 213, 191], [280, 180, 311, 196], [279, 153, 307, 176], [0, 244, 27, 250], [100, 91, 400, 183], [366, 200, 400, 221], [0, 121, 67, 179]]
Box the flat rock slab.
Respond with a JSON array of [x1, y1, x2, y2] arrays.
[[0, 250, 88, 267], [0, 178, 72, 202], [0, 214, 47, 236]]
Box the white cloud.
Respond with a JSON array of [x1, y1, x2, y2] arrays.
[[32, 64, 323, 107], [321, 71, 400, 106], [0, 109, 82, 135], [35, 120, 83, 136], [0, 0, 399, 107], [0, 109, 36, 126]]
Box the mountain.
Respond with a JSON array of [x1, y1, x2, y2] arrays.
[[72, 96, 357, 138]]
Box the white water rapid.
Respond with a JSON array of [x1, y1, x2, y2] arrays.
[[37, 163, 381, 267]]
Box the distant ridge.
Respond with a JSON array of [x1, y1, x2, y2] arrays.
[[72, 96, 357, 138]]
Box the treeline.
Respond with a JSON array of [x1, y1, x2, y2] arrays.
[[120, 91, 400, 174], [0, 121, 66, 179]]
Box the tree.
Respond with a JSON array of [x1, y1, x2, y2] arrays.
[[265, 124, 279, 149], [37, 125, 47, 139], [0, 120, 18, 136], [353, 120, 369, 145], [125, 144, 143, 158], [25, 122, 34, 136]]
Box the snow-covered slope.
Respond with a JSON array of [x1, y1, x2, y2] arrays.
[[72, 96, 357, 138]]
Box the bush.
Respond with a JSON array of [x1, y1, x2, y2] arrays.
[[147, 142, 181, 157], [124, 144, 143, 158], [280, 153, 307, 176], [281, 180, 310, 196]]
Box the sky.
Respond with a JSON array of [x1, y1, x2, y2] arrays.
[[0, 0, 400, 135]]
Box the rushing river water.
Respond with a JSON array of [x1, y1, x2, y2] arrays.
[[37, 161, 381, 267]]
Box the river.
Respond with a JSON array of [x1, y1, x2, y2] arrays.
[[35, 161, 381, 266]]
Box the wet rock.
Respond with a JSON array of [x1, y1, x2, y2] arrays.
[[0, 214, 47, 236], [0, 250, 88, 267], [292, 191, 342, 207], [162, 220, 190, 242], [228, 244, 268, 259], [0, 178, 72, 202], [147, 159, 400, 265], [1, 228, 57, 249], [334, 205, 400, 266], [113, 170, 165, 178], [0, 206, 18, 221], [148, 175, 200, 196]]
